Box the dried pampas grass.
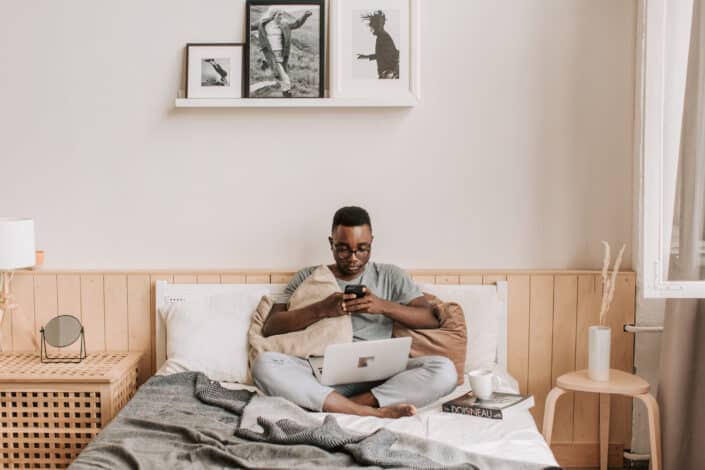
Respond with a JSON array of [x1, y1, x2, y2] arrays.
[[599, 242, 626, 326]]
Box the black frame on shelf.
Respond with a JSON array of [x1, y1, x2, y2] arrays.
[[244, 0, 325, 98]]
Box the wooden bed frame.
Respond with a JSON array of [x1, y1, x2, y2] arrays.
[[0, 269, 635, 468]]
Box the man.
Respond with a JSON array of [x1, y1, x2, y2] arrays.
[[257, 8, 313, 97], [356, 11, 400, 79], [252, 207, 456, 418]]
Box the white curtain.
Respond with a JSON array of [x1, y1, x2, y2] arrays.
[[659, 0, 705, 468]]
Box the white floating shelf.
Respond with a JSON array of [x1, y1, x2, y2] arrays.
[[174, 97, 417, 108]]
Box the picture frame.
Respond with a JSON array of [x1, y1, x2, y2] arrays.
[[330, 0, 420, 100], [245, 0, 325, 98], [186, 43, 244, 99]]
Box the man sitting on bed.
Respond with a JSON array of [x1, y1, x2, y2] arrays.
[[252, 206, 457, 418]]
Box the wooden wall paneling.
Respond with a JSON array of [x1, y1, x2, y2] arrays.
[[528, 275, 555, 426], [57, 275, 81, 317], [0, 300, 9, 351], [507, 275, 530, 395], [271, 273, 294, 284], [551, 443, 624, 468], [459, 275, 484, 285], [173, 274, 197, 284], [483, 274, 507, 284], [551, 275, 578, 442], [412, 275, 436, 284], [16, 268, 636, 464], [104, 275, 129, 351], [149, 274, 173, 377], [574, 275, 602, 442], [128, 275, 151, 384], [435, 275, 459, 285], [10, 273, 35, 352], [221, 274, 247, 283], [246, 274, 270, 284], [608, 274, 636, 445], [0, 275, 12, 351], [57, 275, 82, 353], [80, 275, 105, 352], [34, 274, 58, 355]]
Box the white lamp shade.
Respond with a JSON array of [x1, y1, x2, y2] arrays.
[[0, 218, 36, 270]]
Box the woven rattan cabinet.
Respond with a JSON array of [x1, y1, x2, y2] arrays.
[[0, 352, 141, 468]]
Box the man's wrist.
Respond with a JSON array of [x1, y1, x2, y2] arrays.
[[312, 302, 327, 319], [379, 299, 395, 315]]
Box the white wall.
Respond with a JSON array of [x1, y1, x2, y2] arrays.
[[0, 0, 637, 270]]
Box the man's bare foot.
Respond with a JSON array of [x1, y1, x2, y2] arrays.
[[377, 403, 416, 418], [323, 391, 416, 418]]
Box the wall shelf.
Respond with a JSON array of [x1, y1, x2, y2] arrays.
[[174, 97, 418, 108]]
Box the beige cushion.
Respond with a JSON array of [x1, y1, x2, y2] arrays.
[[247, 265, 353, 374], [392, 293, 468, 384]]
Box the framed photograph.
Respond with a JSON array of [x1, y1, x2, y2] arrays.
[[330, 0, 420, 100], [245, 0, 325, 98], [186, 43, 243, 99]]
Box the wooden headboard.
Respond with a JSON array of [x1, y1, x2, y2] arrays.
[[1, 269, 635, 468]]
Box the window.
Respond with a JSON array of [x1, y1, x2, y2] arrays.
[[641, 0, 705, 298]]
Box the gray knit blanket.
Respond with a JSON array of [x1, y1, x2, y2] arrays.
[[69, 372, 561, 470]]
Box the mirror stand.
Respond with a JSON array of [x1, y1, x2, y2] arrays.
[[40, 326, 86, 364]]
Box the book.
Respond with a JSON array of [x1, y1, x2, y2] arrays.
[[442, 391, 534, 419]]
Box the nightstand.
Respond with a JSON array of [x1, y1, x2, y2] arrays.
[[0, 352, 141, 468], [542, 369, 661, 470]]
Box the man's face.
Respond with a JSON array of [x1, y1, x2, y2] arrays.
[[368, 17, 384, 34], [329, 225, 373, 276]]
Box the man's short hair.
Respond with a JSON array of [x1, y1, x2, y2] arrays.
[[332, 206, 372, 232], [361, 10, 386, 28]]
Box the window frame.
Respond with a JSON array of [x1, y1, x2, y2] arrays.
[[641, 0, 705, 298]]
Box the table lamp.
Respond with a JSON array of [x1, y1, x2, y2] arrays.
[[0, 218, 36, 351]]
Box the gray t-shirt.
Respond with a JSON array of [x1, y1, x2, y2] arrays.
[[282, 262, 423, 341]]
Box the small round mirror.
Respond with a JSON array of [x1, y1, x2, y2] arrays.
[[44, 315, 83, 348]]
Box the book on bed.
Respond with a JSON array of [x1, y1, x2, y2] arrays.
[[442, 391, 534, 419]]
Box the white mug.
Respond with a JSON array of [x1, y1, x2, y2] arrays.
[[468, 369, 498, 400]]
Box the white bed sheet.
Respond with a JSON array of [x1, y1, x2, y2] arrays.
[[157, 364, 558, 467]]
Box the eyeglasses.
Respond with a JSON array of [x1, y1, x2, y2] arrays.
[[332, 244, 371, 259]]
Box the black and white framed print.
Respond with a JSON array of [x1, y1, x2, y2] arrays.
[[245, 0, 325, 98], [330, 0, 419, 100], [186, 43, 244, 99]]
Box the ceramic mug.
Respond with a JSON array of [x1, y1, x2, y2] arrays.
[[468, 368, 499, 400]]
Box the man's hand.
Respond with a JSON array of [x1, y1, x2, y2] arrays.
[[317, 292, 356, 318], [343, 288, 389, 315], [356, 53, 370, 60], [304, 10, 313, 17]]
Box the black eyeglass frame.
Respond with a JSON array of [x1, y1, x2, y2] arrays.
[[329, 239, 372, 259]]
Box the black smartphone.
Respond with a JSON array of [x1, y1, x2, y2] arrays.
[[344, 285, 366, 298]]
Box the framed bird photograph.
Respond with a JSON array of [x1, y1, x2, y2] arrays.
[[186, 43, 244, 99], [330, 0, 420, 100], [245, 0, 325, 98]]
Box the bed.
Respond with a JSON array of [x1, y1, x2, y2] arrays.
[[69, 281, 560, 469]]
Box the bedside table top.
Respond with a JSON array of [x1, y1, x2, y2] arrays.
[[557, 369, 650, 395], [0, 352, 142, 384]]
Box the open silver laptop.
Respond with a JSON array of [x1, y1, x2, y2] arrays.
[[308, 337, 412, 386]]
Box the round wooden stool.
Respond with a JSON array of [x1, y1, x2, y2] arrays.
[[542, 369, 661, 470]]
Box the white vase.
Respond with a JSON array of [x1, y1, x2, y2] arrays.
[[588, 325, 611, 381]]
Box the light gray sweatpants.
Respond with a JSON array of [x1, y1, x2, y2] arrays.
[[252, 351, 458, 412]]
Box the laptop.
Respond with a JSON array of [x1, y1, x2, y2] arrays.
[[308, 337, 412, 386]]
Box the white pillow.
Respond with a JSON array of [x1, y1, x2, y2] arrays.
[[418, 284, 504, 372], [159, 284, 287, 382]]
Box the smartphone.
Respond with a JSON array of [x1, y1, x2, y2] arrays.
[[344, 285, 366, 298]]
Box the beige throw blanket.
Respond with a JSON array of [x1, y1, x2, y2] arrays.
[[248, 265, 353, 375]]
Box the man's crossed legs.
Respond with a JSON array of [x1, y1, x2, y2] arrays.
[[252, 351, 457, 418]]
